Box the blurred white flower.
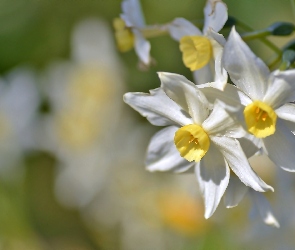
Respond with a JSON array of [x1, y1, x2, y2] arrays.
[[223, 134, 279, 228], [223, 27, 295, 172], [225, 173, 279, 228], [0, 66, 39, 180], [124, 72, 272, 219], [40, 18, 124, 208], [168, 0, 228, 87]]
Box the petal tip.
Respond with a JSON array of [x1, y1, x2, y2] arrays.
[[228, 26, 241, 42], [259, 185, 274, 193], [204, 209, 214, 219], [145, 166, 155, 172], [157, 71, 164, 78], [265, 217, 280, 228], [226, 204, 237, 209], [123, 92, 131, 102]]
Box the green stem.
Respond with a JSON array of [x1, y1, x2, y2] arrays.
[[268, 54, 282, 69], [141, 24, 169, 39], [241, 30, 270, 41], [234, 18, 282, 67]]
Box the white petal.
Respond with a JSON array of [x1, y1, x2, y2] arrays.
[[275, 103, 295, 123], [145, 126, 194, 173], [213, 55, 227, 90], [238, 133, 261, 158], [158, 72, 209, 125], [222, 27, 270, 101], [202, 100, 245, 138], [168, 18, 202, 41], [198, 83, 252, 107], [224, 175, 248, 208], [195, 143, 230, 218], [123, 88, 193, 126], [211, 136, 273, 192], [121, 0, 145, 27], [193, 65, 214, 85], [207, 30, 228, 90], [263, 119, 295, 172], [71, 19, 118, 67], [207, 28, 226, 46], [285, 120, 295, 134], [203, 0, 228, 34], [263, 70, 295, 109], [249, 190, 280, 228], [4, 67, 39, 131], [235, 89, 253, 106], [134, 29, 151, 65]]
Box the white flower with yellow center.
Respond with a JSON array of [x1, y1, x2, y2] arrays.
[[124, 72, 273, 218], [223, 27, 295, 172], [113, 0, 151, 66], [168, 0, 228, 88], [40, 19, 124, 208]]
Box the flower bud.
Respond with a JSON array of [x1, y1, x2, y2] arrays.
[[267, 22, 295, 36]]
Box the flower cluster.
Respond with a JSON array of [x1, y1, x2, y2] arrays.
[[117, 0, 295, 227]]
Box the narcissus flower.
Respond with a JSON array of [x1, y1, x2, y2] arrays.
[[223, 27, 295, 172], [42, 19, 124, 208], [124, 72, 273, 219], [113, 0, 151, 66], [168, 0, 228, 88]]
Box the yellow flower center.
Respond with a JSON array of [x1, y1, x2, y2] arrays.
[[56, 64, 119, 150], [179, 36, 212, 71], [244, 101, 277, 138], [56, 111, 99, 150], [68, 65, 116, 113], [113, 17, 134, 52], [174, 124, 210, 162]]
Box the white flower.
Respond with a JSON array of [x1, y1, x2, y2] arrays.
[[113, 0, 151, 66], [40, 19, 124, 208], [0, 67, 39, 180], [223, 27, 295, 172], [168, 0, 228, 88], [124, 72, 273, 218]]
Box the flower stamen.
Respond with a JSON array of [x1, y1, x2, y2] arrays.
[[188, 135, 199, 144], [255, 107, 268, 122]]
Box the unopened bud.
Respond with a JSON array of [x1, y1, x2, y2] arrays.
[[267, 22, 295, 36]]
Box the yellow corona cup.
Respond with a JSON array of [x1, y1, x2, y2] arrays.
[[244, 101, 277, 138], [174, 124, 210, 162], [113, 18, 134, 52], [179, 36, 212, 71]]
